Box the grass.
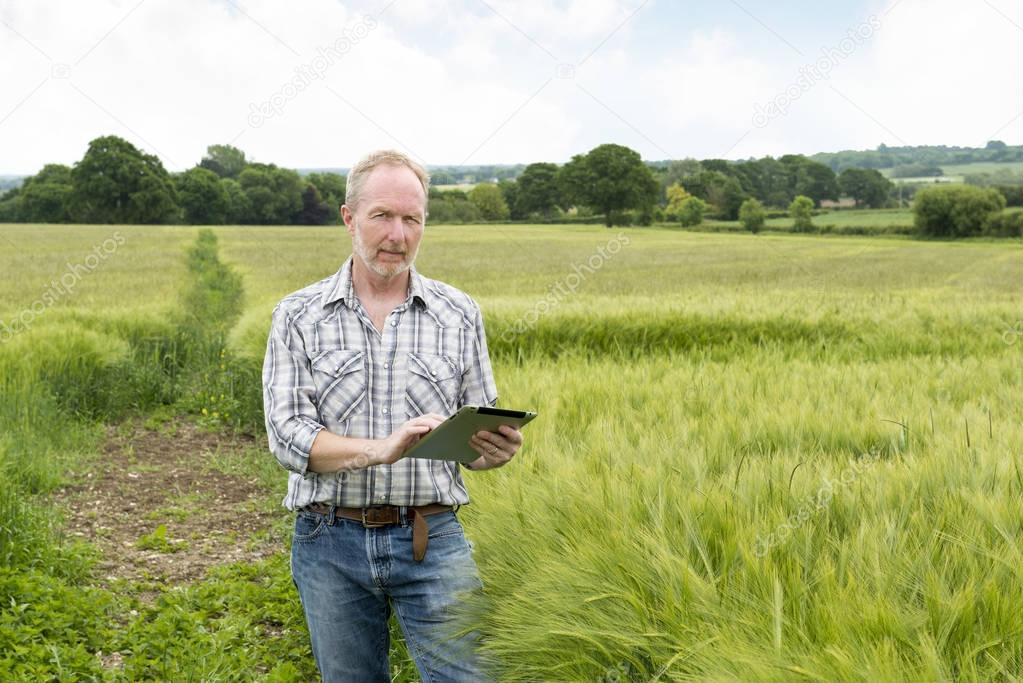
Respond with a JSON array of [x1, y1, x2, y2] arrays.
[[700, 208, 915, 235], [879, 161, 1023, 185], [1, 223, 1022, 680], [940, 161, 1023, 176]]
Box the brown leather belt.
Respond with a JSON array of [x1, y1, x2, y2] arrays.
[[303, 503, 454, 562]]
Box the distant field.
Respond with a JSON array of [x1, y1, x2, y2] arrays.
[[889, 175, 962, 185], [700, 208, 915, 235], [810, 208, 914, 226], [941, 160, 1023, 176], [433, 182, 478, 192], [3, 224, 1023, 679], [880, 160, 1023, 184]]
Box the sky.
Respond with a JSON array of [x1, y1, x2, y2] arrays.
[[1, 0, 1022, 175]]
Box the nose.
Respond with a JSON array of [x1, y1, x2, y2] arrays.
[[385, 216, 405, 242]]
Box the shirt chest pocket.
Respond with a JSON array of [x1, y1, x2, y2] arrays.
[[310, 349, 366, 427], [406, 352, 462, 417]]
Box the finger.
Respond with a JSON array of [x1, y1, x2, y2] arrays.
[[470, 434, 502, 456], [468, 438, 489, 458], [497, 425, 523, 444], [414, 415, 444, 430], [406, 424, 432, 436], [476, 431, 513, 451]]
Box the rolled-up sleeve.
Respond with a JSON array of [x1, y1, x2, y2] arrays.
[[262, 304, 324, 477], [460, 300, 499, 408]]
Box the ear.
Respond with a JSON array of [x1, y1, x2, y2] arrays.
[[341, 204, 355, 236]]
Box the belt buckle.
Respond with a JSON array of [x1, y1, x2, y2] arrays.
[[361, 507, 390, 528]]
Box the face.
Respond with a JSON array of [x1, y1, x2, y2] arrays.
[[342, 164, 426, 279]]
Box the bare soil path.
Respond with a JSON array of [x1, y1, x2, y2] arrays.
[[55, 418, 283, 588]]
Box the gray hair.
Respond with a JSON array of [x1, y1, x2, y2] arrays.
[[345, 149, 430, 210]]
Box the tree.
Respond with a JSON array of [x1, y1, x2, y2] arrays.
[[891, 163, 943, 178], [558, 143, 658, 227], [995, 185, 1023, 207], [780, 155, 838, 206], [297, 184, 331, 225], [497, 179, 522, 220], [739, 198, 766, 234], [19, 164, 73, 223], [176, 167, 228, 224], [838, 168, 892, 208], [913, 185, 1006, 238], [661, 159, 703, 190], [200, 144, 247, 179], [789, 195, 815, 232], [238, 163, 303, 224], [677, 197, 705, 227], [735, 157, 795, 207], [307, 172, 346, 217], [664, 183, 691, 218], [70, 135, 178, 224], [220, 178, 251, 224], [515, 162, 561, 219], [984, 208, 1023, 238], [428, 189, 482, 223], [0, 187, 21, 222], [684, 170, 746, 220], [468, 183, 510, 221]]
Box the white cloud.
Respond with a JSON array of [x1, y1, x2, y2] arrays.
[[0, 0, 1020, 175], [846, 0, 1023, 146]]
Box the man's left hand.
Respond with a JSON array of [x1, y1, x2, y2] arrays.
[[468, 424, 523, 470]]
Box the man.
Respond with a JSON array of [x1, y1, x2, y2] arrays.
[[262, 149, 522, 682]]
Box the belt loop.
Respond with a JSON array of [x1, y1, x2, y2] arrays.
[[400, 505, 409, 527], [327, 504, 337, 526]]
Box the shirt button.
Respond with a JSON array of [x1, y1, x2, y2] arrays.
[[431, 370, 437, 376], [382, 407, 389, 414], [391, 320, 397, 327]]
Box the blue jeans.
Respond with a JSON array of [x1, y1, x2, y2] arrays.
[[290, 507, 493, 682]]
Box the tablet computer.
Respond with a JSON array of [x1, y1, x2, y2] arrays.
[[403, 405, 537, 464]]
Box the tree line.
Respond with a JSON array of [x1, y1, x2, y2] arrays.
[[0, 137, 348, 226], [811, 140, 1023, 173], [439, 151, 899, 226], [0, 135, 1019, 233]]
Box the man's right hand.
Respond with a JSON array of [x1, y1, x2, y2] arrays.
[[373, 413, 448, 465]]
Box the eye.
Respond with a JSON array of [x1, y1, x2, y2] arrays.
[[404, 216, 421, 225]]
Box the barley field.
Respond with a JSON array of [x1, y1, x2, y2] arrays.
[[1, 223, 1022, 681]]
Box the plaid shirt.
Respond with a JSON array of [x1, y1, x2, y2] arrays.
[[262, 255, 499, 511]]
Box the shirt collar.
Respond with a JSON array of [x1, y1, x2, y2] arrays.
[[321, 255, 429, 310]]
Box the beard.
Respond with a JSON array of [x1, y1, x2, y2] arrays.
[[352, 224, 418, 278]]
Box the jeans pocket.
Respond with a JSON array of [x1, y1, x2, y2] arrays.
[[425, 511, 464, 539], [293, 512, 327, 542]]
